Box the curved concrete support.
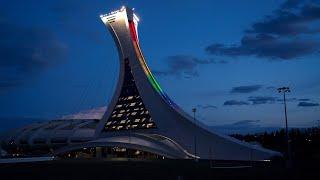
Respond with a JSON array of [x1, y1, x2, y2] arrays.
[[54, 133, 193, 159]]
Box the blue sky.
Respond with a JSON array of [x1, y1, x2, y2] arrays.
[[0, 0, 319, 131]]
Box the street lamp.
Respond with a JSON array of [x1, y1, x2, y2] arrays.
[[192, 107, 197, 160], [277, 87, 291, 161]]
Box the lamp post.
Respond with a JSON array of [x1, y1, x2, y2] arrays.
[[277, 87, 291, 162], [192, 107, 197, 160]]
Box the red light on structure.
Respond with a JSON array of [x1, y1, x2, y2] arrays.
[[129, 21, 138, 42]]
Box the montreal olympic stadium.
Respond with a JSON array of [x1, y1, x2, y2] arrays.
[[0, 6, 281, 161]]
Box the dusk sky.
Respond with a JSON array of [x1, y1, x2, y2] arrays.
[[0, 0, 319, 132]]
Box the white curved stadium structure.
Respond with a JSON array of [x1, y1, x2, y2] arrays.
[[0, 6, 281, 161]]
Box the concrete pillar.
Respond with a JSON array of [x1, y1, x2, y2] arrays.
[[96, 147, 102, 158]]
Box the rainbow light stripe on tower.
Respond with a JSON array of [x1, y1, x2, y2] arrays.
[[128, 21, 177, 107]]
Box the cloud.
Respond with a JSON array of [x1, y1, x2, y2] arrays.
[[224, 97, 278, 106], [281, 0, 304, 9], [281, 97, 298, 102], [0, 80, 22, 92], [248, 96, 277, 105], [205, 0, 320, 60], [224, 96, 317, 106], [298, 102, 319, 107], [223, 100, 250, 106], [230, 85, 262, 93], [266, 86, 276, 90], [0, 16, 67, 91], [153, 55, 225, 78], [197, 104, 217, 109], [62, 106, 107, 119], [209, 120, 283, 134], [247, 3, 320, 36], [232, 120, 261, 126], [206, 34, 320, 60], [298, 98, 311, 101]]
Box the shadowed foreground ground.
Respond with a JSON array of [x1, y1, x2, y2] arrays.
[[0, 159, 319, 180]]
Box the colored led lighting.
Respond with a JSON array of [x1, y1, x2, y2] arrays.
[[128, 21, 178, 107]]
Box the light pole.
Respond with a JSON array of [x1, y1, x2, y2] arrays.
[[277, 87, 291, 161], [192, 107, 197, 160]]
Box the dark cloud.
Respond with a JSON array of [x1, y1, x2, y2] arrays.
[[0, 80, 22, 92], [230, 85, 262, 93], [266, 86, 276, 90], [232, 120, 260, 126], [153, 55, 223, 78], [224, 96, 316, 106], [299, 98, 311, 101], [206, 34, 320, 60], [247, 3, 320, 36], [224, 97, 278, 106], [281, 0, 304, 9], [0, 16, 67, 91], [248, 96, 277, 105], [206, 1, 320, 60], [284, 97, 297, 102], [209, 120, 263, 134], [298, 102, 319, 107], [210, 120, 281, 134], [197, 104, 217, 109], [223, 100, 250, 106], [276, 97, 298, 103]]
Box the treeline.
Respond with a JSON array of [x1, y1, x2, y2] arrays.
[[231, 128, 320, 160]]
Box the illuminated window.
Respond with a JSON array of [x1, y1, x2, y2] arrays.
[[104, 58, 157, 131], [130, 102, 136, 106], [147, 123, 153, 128]]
